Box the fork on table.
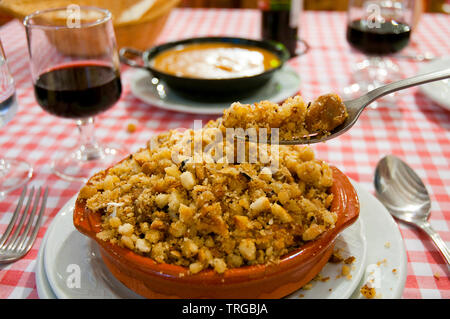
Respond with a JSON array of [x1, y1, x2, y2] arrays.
[[0, 186, 48, 264]]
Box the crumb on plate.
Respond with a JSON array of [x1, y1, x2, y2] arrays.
[[302, 283, 313, 290], [360, 284, 376, 299], [344, 256, 355, 264], [377, 259, 387, 266], [329, 249, 344, 263]]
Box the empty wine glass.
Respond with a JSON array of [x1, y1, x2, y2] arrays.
[[24, 6, 126, 182], [0, 39, 33, 197], [344, 0, 414, 105]]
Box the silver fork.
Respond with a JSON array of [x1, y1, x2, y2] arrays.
[[278, 68, 450, 145], [0, 186, 48, 264]]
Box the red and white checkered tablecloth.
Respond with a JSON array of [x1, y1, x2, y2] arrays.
[[0, 8, 449, 299]]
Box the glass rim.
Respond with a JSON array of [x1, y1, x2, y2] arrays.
[[23, 6, 112, 30]]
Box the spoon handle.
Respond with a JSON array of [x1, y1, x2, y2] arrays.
[[419, 221, 450, 265], [354, 68, 450, 109]]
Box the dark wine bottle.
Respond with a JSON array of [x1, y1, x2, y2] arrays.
[[259, 0, 302, 57]]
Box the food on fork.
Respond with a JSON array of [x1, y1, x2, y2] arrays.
[[220, 93, 348, 141], [304, 94, 348, 134]]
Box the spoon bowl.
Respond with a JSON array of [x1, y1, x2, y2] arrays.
[[374, 155, 450, 265], [374, 155, 431, 223]]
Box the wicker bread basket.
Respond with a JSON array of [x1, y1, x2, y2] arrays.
[[0, 0, 180, 50]]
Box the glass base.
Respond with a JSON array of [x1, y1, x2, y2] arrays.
[[343, 57, 401, 108], [0, 158, 33, 197], [52, 145, 127, 182]]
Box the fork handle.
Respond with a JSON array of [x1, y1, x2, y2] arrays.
[[356, 68, 450, 108], [419, 221, 450, 266]]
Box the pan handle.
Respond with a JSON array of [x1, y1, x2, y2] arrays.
[[296, 38, 310, 57], [119, 47, 147, 69]]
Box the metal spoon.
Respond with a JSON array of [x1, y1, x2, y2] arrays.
[[279, 68, 450, 145], [374, 154, 450, 265]]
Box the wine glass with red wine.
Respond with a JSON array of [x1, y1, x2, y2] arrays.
[[1, 39, 33, 196], [24, 6, 126, 181], [344, 0, 413, 102]]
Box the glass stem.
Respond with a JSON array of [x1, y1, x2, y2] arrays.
[[0, 158, 9, 177], [76, 117, 103, 161], [368, 55, 382, 65]]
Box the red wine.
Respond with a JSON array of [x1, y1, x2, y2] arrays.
[[346, 19, 411, 55], [34, 64, 121, 119]]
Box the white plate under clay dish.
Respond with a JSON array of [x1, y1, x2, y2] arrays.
[[129, 64, 301, 115], [418, 56, 450, 111], [37, 181, 407, 299]]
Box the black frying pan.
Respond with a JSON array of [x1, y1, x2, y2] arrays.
[[119, 36, 291, 96]]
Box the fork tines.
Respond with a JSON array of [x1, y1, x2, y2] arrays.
[[0, 186, 48, 263]]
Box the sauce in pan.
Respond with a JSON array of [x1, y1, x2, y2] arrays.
[[151, 42, 281, 79]]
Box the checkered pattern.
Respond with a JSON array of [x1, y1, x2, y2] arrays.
[[0, 9, 449, 299]]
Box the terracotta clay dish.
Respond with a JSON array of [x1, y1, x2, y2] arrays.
[[73, 165, 359, 299]]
